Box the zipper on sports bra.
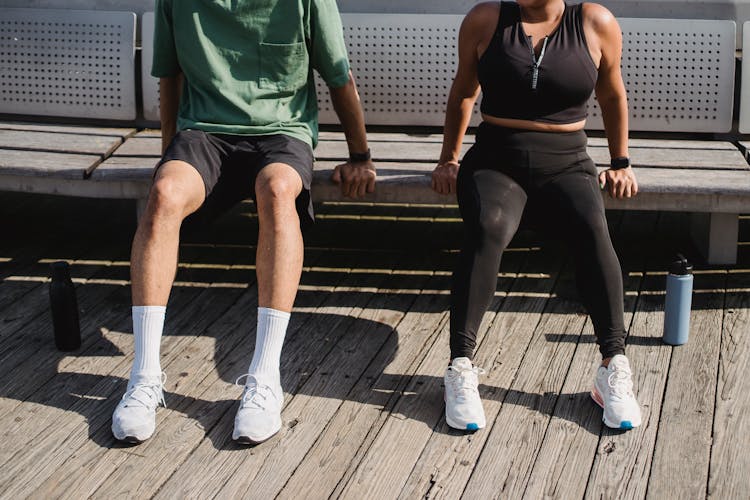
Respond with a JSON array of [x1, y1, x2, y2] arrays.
[[528, 35, 549, 91]]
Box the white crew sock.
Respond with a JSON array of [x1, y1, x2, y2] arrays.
[[247, 307, 290, 387], [129, 305, 166, 387]]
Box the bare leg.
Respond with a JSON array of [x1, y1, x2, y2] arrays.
[[254, 163, 304, 312], [232, 162, 304, 444], [131, 161, 205, 305]]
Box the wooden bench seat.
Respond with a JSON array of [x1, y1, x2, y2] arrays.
[[1, 8, 747, 264], [0, 122, 136, 198], [85, 128, 750, 264]]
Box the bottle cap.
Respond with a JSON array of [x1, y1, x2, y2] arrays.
[[50, 261, 71, 279], [669, 254, 693, 275]]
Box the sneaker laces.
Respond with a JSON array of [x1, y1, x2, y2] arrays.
[[236, 374, 280, 411], [607, 366, 633, 399], [447, 364, 485, 402], [122, 373, 166, 409]]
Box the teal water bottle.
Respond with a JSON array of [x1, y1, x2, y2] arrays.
[[663, 255, 693, 345]]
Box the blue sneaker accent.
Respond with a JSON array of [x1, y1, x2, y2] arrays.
[[466, 423, 479, 431], [620, 420, 633, 430]]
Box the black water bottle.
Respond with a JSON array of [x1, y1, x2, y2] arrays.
[[49, 261, 81, 351]]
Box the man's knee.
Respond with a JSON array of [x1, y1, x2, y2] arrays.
[[147, 163, 205, 219], [255, 165, 303, 211]]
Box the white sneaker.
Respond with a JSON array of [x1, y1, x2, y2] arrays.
[[591, 354, 642, 430], [111, 374, 166, 443], [444, 357, 486, 431], [233, 374, 283, 444]]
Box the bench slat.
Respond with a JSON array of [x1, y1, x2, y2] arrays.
[[0, 122, 136, 139], [0, 130, 124, 159], [0, 150, 101, 179]]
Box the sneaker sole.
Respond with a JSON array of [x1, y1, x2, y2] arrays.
[[233, 427, 280, 445], [120, 435, 145, 444], [445, 414, 485, 432], [590, 388, 640, 430]]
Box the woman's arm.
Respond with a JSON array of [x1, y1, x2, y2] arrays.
[[587, 3, 638, 199], [432, 3, 495, 195]]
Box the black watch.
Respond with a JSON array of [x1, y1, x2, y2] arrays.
[[349, 148, 371, 163], [610, 156, 631, 170]]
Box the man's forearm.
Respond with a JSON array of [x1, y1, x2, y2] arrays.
[[159, 74, 182, 154], [329, 72, 369, 155]]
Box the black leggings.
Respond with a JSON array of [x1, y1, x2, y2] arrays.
[[450, 123, 626, 360]]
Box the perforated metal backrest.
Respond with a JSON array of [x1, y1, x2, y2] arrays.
[[317, 14, 478, 127], [586, 18, 736, 133], [141, 12, 160, 122], [0, 8, 137, 121], [140, 14, 735, 133], [739, 21, 750, 133]]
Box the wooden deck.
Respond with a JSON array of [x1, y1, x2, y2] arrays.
[[0, 192, 748, 499]]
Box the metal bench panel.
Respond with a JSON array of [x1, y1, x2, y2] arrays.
[[316, 14, 479, 127], [740, 21, 750, 133], [586, 18, 736, 132], [141, 12, 160, 122], [0, 8, 137, 120]]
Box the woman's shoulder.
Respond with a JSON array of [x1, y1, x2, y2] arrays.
[[580, 2, 620, 33], [463, 2, 501, 33]]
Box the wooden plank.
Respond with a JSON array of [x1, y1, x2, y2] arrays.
[[315, 140, 464, 162], [64, 249, 348, 498], [276, 229, 525, 500], [200, 264, 430, 498], [707, 269, 750, 498], [454, 259, 590, 499], [318, 131, 472, 144], [0, 121, 136, 138], [0, 150, 101, 179], [151, 218, 414, 498], [646, 270, 726, 500], [0, 130, 124, 158], [0, 256, 248, 496], [228, 266, 458, 498], [111, 136, 161, 157], [522, 212, 655, 499], [588, 136, 739, 151], [583, 212, 683, 499], [340, 243, 565, 499], [587, 146, 748, 171], [317, 139, 747, 171], [91, 156, 157, 181], [151, 234, 420, 497]]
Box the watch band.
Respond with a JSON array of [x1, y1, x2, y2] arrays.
[[349, 148, 371, 163], [610, 156, 631, 170]]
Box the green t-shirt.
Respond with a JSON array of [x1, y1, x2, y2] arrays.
[[152, 0, 351, 148]]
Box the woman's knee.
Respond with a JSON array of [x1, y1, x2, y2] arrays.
[[474, 205, 518, 249]]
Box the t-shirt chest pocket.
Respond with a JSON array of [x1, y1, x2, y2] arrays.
[[258, 41, 309, 92]]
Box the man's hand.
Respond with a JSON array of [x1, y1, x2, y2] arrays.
[[431, 161, 460, 195], [332, 160, 376, 198], [599, 167, 638, 199]]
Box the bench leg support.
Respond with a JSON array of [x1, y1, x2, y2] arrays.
[[689, 213, 738, 265]]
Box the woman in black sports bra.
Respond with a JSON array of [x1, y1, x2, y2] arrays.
[[434, 0, 642, 433]]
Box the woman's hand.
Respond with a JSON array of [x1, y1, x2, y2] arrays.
[[599, 167, 638, 199], [431, 161, 460, 195]]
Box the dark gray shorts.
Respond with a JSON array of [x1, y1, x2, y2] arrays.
[[157, 129, 315, 226]]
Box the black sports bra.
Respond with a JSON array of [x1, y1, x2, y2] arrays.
[[477, 2, 598, 124]]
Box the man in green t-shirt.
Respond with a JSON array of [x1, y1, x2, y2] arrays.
[[111, 0, 375, 445]]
